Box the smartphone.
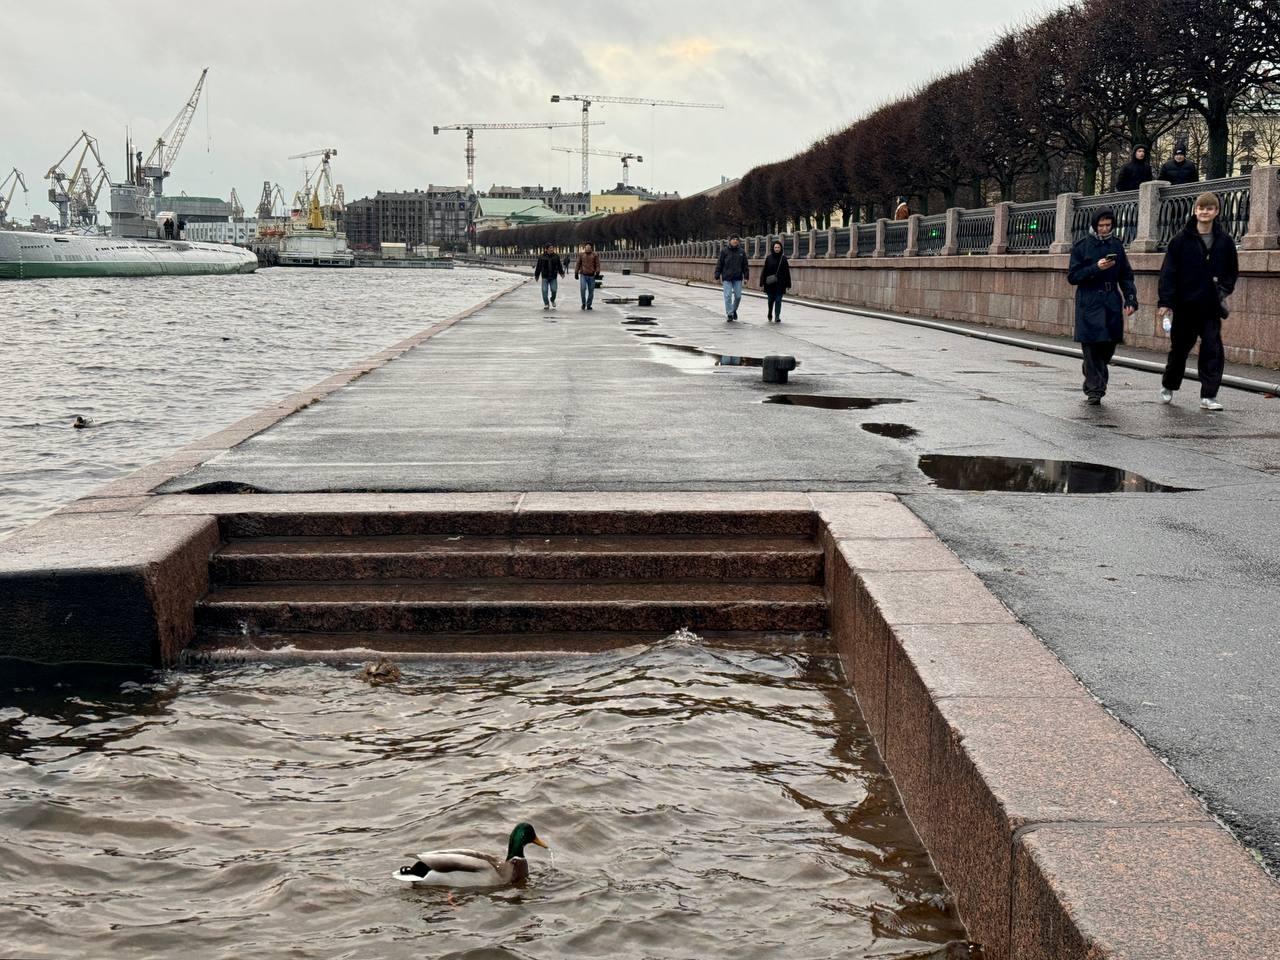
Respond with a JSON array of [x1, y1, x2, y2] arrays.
[[1102, 253, 1117, 262]]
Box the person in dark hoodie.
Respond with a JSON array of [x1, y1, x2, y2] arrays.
[[533, 243, 565, 310], [714, 235, 749, 321], [1157, 191, 1238, 411], [759, 238, 792, 322], [1067, 207, 1137, 405], [1158, 143, 1199, 185], [1115, 145, 1154, 191]]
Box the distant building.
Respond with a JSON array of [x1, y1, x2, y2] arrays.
[[344, 186, 473, 251], [483, 184, 591, 217], [589, 183, 680, 216], [153, 196, 233, 224], [473, 197, 573, 231], [184, 218, 258, 244]]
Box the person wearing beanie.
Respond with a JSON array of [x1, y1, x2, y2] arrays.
[[1157, 192, 1238, 411], [1158, 144, 1199, 185], [1115, 144, 1155, 191], [1067, 207, 1137, 405]]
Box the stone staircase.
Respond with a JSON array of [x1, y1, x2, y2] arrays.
[[188, 509, 829, 659]]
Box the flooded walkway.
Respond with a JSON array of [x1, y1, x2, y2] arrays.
[[164, 278, 1280, 874]]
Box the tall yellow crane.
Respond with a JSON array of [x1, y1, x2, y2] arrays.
[[549, 94, 724, 193], [432, 121, 602, 193], [1, 167, 28, 227], [287, 148, 340, 229], [551, 147, 644, 187], [46, 131, 110, 228], [141, 67, 209, 197]]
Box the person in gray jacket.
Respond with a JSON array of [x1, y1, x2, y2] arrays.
[[714, 235, 749, 321]]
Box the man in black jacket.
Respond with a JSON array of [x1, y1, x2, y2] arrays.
[[1115, 145, 1154, 191], [1158, 144, 1199, 185], [1158, 192, 1239, 411], [714, 235, 749, 321], [533, 244, 565, 310], [1067, 208, 1138, 404]]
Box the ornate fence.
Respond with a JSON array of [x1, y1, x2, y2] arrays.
[[956, 209, 995, 254], [917, 215, 948, 256], [1156, 177, 1250, 247], [1072, 191, 1139, 245], [1007, 200, 1056, 253]]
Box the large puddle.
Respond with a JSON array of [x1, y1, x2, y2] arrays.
[[646, 342, 766, 373], [764, 395, 912, 410], [918, 455, 1193, 493], [0, 643, 969, 958]]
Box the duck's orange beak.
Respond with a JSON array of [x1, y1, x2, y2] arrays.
[[533, 838, 549, 848]]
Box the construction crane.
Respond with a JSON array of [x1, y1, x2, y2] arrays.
[[141, 67, 209, 197], [229, 187, 244, 220], [287, 148, 341, 229], [46, 131, 110, 228], [255, 181, 273, 220], [549, 94, 723, 193], [1, 167, 28, 227], [432, 121, 602, 193], [551, 147, 644, 187]]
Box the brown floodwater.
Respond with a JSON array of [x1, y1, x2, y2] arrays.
[[0, 641, 968, 959]]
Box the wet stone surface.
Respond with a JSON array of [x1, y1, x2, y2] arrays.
[[917, 455, 1194, 494]]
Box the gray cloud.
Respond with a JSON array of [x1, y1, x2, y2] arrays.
[[1, 0, 1068, 214]]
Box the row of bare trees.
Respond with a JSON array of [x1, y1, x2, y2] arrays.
[[479, 0, 1278, 252]]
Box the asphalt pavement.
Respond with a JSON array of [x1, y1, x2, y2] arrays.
[[168, 275, 1280, 873]]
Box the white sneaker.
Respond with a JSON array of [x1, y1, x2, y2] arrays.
[[1200, 398, 1223, 411], [1160, 388, 1173, 404]]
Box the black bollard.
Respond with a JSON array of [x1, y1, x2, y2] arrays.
[[762, 355, 797, 384], [637, 294, 654, 306], [622, 268, 632, 275]]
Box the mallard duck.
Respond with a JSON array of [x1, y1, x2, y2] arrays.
[[394, 822, 548, 887], [361, 657, 401, 685]]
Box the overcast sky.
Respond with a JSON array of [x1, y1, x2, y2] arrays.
[[2, 0, 1066, 216]]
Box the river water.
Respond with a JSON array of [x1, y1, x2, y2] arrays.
[[0, 643, 967, 959], [0, 268, 523, 539]]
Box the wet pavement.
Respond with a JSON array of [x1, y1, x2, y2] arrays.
[[167, 277, 1280, 874]]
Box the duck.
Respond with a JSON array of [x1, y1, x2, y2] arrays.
[[360, 657, 401, 685], [394, 822, 548, 887], [72, 416, 94, 429]]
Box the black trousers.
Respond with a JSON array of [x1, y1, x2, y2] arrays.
[[1080, 341, 1117, 398], [766, 287, 784, 317], [1162, 304, 1224, 399]]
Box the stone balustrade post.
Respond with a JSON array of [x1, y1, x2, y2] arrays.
[[1049, 192, 1081, 254], [1243, 164, 1280, 251], [806, 229, 817, 258], [873, 218, 888, 258], [847, 225, 858, 258], [940, 207, 962, 256], [988, 202, 1011, 254], [1129, 180, 1167, 253], [825, 227, 837, 259], [789, 233, 800, 258], [905, 214, 921, 256]]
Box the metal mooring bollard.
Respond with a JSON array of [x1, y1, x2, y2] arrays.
[[622, 268, 632, 275], [762, 355, 797, 384], [637, 294, 654, 306]]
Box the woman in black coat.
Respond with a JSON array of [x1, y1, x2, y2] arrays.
[[1067, 208, 1137, 404], [760, 239, 792, 323], [1157, 192, 1239, 411]]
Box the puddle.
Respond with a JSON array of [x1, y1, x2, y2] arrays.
[[764, 395, 912, 410], [623, 318, 658, 326], [861, 423, 919, 439], [1006, 359, 1053, 368], [636, 332, 672, 338], [918, 455, 1193, 493], [646, 342, 765, 373]]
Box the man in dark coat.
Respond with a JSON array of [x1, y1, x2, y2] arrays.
[[533, 243, 565, 310], [1067, 207, 1137, 404], [1158, 143, 1199, 185], [759, 238, 792, 323], [714, 235, 750, 321], [1157, 192, 1239, 411], [1115, 145, 1154, 191]]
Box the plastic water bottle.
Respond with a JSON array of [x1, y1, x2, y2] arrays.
[[1162, 312, 1173, 334]]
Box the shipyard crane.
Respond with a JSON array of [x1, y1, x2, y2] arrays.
[[551, 147, 644, 187], [1, 167, 28, 227], [229, 187, 244, 220], [549, 94, 723, 192], [255, 181, 273, 220], [141, 67, 209, 197], [46, 131, 110, 228], [288, 148, 342, 228], [432, 121, 603, 193]]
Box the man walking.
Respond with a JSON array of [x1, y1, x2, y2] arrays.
[[1067, 208, 1137, 405], [1115, 145, 1154, 191], [574, 243, 600, 310], [534, 243, 564, 310], [1158, 192, 1238, 411], [714, 235, 749, 321]]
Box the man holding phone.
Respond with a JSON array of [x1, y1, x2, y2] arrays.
[[1066, 207, 1137, 405]]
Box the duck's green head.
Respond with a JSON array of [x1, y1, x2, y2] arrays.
[[507, 822, 548, 860]]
